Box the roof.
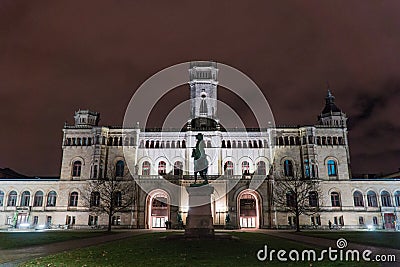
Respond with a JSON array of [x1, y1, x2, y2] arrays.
[[0, 168, 28, 179], [0, 168, 59, 181], [321, 90, 342, 114]]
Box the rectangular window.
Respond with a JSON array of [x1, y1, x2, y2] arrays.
[[359, 216, 364, 225], [316, 216, 321, 226], [33, 216, 39, 225], [112, 216, 121, 225], [88, 215, 98, 226]]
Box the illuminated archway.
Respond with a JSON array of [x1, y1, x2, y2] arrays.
[[237, 190, 261, 228], [146, 189, 170, 229]]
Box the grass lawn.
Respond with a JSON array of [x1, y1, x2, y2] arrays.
[[296, 231, 400, 250], [20, 232, 378, 267], [0, 230, 112, 250]]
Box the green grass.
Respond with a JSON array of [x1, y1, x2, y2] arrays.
[[20, 232, 378, 267], [296, 231, 400, 250], [0, 230, 112, 250]]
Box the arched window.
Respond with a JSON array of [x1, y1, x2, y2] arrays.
[[353, 191, 364, 207], [182, 140, 186, 148], [0, 190, 3, 206], [47, 191, 57, 207], [158, 161, 166, 175], [221, 140, 226, 148], [142, 161, 151, 175], [69, 192, 79, 206], [283, 160, 294, 177], [224, 161, 234, 176], [72, 161, 82, 177], [90, 191, 100, 207], [227, 140, 231, 148], [207, 140, 212, 148], [395, 191, 400, 207], [327, 160, 337, 176], [309, 191, 318, 207], [33, 191, 44, 207], [256, 161, 266, 175], [20, 191, 30, 206], [381, 191, 392, 207], [367, 191, 378, 207], [304, 159, 311, 178], [330, 192, 341, 207], [241, 161, 250, 175], [113, 191, 122, 207], [8, 191, 17, 206], [237, 141, 242, 148], [174, 161, 183, 176], [115, 160, 125, 177]]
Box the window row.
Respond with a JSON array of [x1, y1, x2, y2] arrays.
[[276, 136, 345, 146], [141, 161, 183, 176], [352, 190, 400, 208], [221, 140, 267, 149], [330, 190, 400, 208], [73, 160, 126, 178], [65, 137, 92, 146], [64, 136, 136, 147], [139, 140, 187, 149], [0, 190, 57, 207], [281, 159, 337, 178], [89, 191, 122, 207], [286, 191, 319, 207]]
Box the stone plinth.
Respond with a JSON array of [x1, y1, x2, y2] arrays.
[[185, 184, 214, 237]]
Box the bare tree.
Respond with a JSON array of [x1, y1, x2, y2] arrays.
[[273, 175, 322, 232], [83, 171, 135, 232]]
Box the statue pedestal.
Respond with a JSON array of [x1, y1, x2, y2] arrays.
[[184, 184, 214, 237]]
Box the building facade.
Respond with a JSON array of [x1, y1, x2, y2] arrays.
[[1, 62, 399, 230]]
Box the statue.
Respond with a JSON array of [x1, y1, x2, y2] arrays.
[[191, 133, 208, 184], [225, 213, 231, 224]]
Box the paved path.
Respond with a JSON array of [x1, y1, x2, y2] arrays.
[[0, 230, 152, 267], [258, 230, 400, 267]]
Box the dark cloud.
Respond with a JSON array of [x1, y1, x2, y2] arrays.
[[1, 1, 400, 175], [349, 81, 400, 128]]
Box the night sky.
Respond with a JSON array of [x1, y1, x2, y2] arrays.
[[1, 1, 399, 176]]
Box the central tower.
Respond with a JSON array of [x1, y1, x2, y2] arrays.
[[189, 61, 218, 120]]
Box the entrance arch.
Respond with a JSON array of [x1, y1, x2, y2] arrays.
[[146, 189, 170, 229], [237, 190, 261, 228]]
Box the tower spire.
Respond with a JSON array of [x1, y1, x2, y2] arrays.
[[317, 85, 347, 127]]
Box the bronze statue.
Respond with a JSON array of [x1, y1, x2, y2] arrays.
[[192, 133, 208, 184]]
